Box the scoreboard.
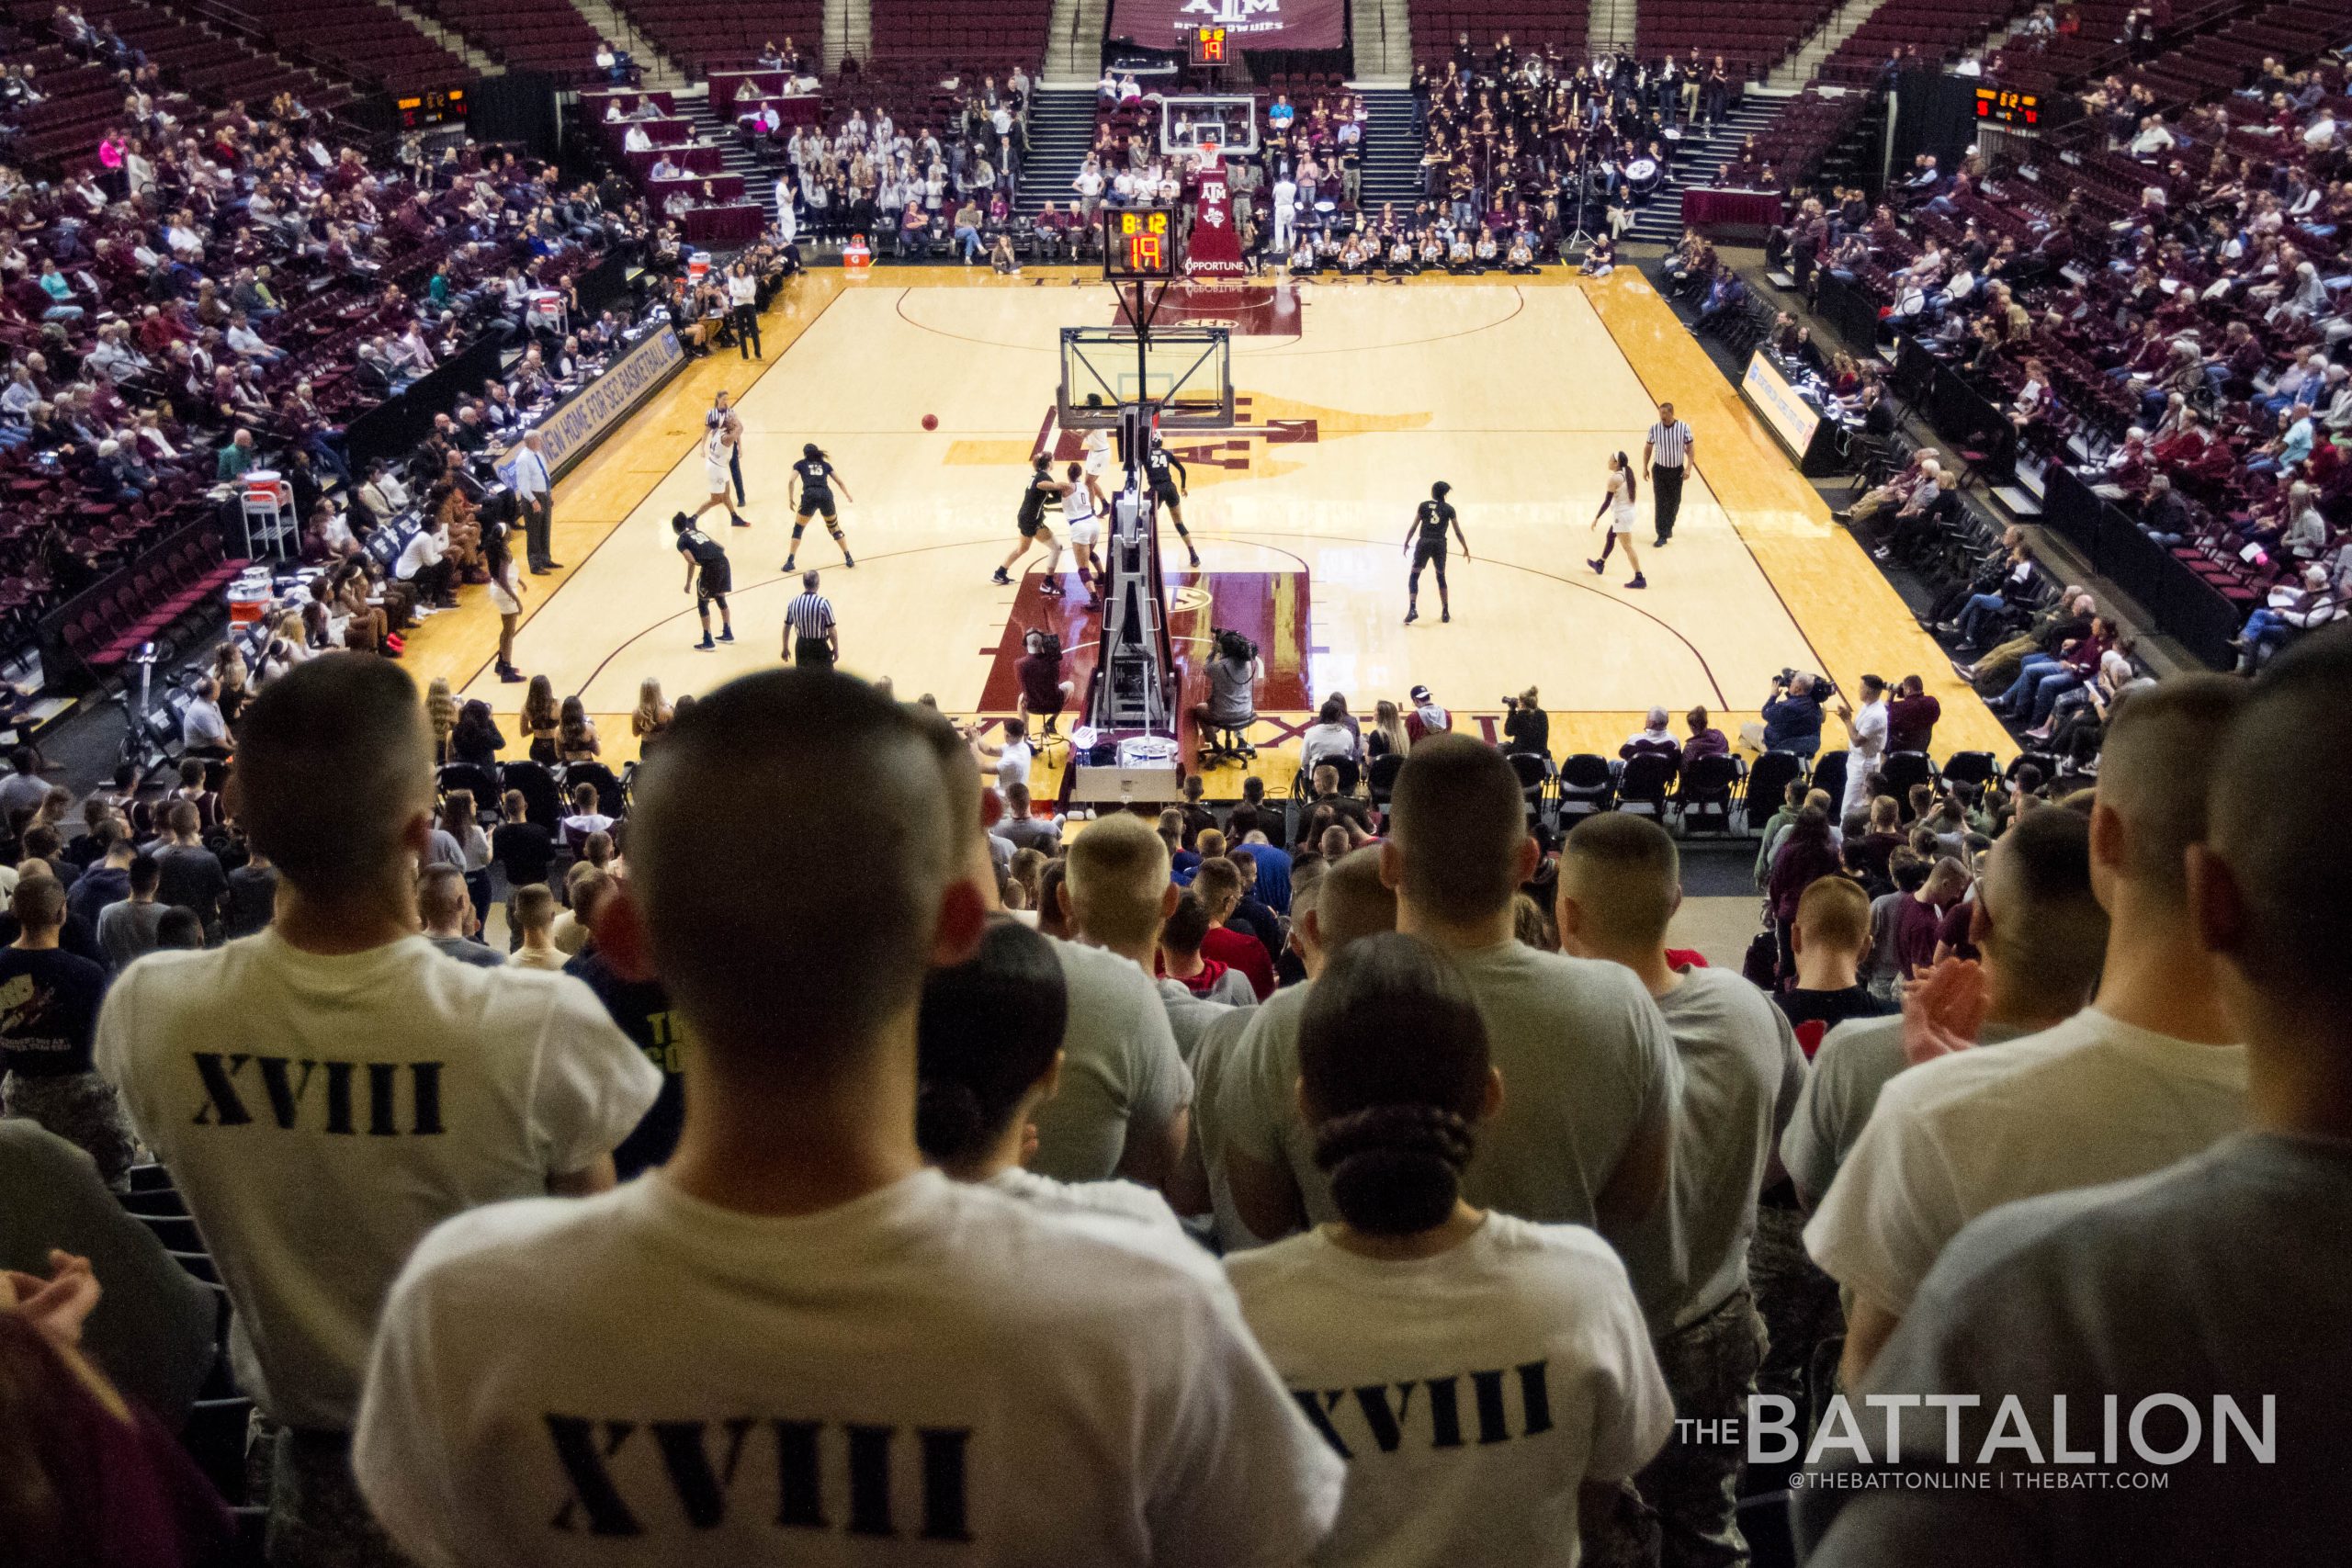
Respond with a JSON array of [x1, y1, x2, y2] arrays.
[[1190, 25, 1227, 65], [1104, 207, 1179, 281], [395, 85, 468, 129], [1973, 85, 2041, 127]]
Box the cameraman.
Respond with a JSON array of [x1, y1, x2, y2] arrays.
[[1188, 629, 1262, 740], [1762, 671, 1826, 758], [1501, 684, 1550, 758]]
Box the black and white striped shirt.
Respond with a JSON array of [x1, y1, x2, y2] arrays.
[[1646, 419, 1693, 468], [784, 592, 833, 639]]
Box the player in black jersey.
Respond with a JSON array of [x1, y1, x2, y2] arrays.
[[992, 453, 1068, 595], [1399, 480, 1468, 625], [1143, 433, 1203, 569], [673, 512, 736, 649], [784, 443, 855, 571]]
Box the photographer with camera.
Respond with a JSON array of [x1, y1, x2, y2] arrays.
[[1762, 670, 1827, 758], [1189, 628, 1263, 752], [1500, 685, 1550, 759]]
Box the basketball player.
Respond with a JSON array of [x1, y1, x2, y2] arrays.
[[691, 412, 749, 529], [1587, 451, 1647, 589], [714, 389, 746, 507], [672, 512, 735, 649], [1142, 432, 1202, 569], [1061, 459, 1105, 606], [1082, 425, 1114, 510], [993, 452, 1067, 595], [1400, 479, 1468, 625], [784, 442, 855, 570]]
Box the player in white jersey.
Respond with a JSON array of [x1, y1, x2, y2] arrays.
[[1586, 450, 1647, 590], [1082, 426, 1113, 503], [1061, 459, 1104, 607], [690, 412, 749, 528]]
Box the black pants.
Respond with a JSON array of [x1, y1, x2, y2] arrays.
[[1652, 463, 1685, 541], [404, 558, 455, 604], [729, 445, 745, 506], [733, 303, 761, 358], [795, 636, 834, 670], [524, 498, 552, 569]]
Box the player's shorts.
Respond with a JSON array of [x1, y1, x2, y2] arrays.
[[1411, 536, 1448, 571], [705, 460, 730, 493], [1611, 506, 1636, 536], [1152, 480, 1182, 509], [1018, 513, 1046, 539], [697, 558, 733, 599], [797, 489, 836, 520], [1069, 516, 1101, 548]]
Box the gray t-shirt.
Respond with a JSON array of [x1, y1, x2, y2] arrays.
[[1219, 941, 1679, 1235], [96, 899, 168, 971], [1158, 976, 1247, 1066], [0, 1120, 217, 1426], [1027, 936, 1192, 1182], [1802, 1133, 2352, 1566], [1781, 1016, 2026, 1207], [1189, 1004, 1262, 1254], [1617, 965, 1806, 1331]]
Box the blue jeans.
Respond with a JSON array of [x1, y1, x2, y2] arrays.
[[1998, 654, 2062, 707], [2021, 669, 2081, 725], [954, 224, 981, 259], [1957, 592, 2011, 646]]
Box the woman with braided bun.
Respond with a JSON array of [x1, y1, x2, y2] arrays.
[[1225, 932, 1673, 1568]]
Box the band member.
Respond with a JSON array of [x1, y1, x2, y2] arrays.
[[1402, 480, 1468, 625], [993, 453, 1067, 594], [673, 512, 736, 648], [1588, 451, 1647, 589], [785, 442, 855, 570], [1143, 433, 1202, 569], [692, 412, 750, 528]]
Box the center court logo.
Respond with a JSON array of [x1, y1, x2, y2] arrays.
[[1680, 1393, 2276, 1482]]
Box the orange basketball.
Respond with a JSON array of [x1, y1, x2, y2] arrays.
[[922, 413, 939, 431]]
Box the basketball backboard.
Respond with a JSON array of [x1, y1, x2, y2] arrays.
[[1159, 96, 1260, 158], [1058, 325, 1234, 429]]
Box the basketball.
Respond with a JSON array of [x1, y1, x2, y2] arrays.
[[922, 413, 939, 431]]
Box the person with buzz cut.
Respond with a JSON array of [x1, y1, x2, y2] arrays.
[[97, 655, 661, 1566], [353, 671, 1344, 1567], [1555, 812, 1806, 1568], [1802, 626, 2352, 1568]]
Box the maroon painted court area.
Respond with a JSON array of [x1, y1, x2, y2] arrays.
[[976, 569, 1314, 720]]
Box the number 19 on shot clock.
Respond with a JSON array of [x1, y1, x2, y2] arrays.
[[1103, 207, 1180, 280]]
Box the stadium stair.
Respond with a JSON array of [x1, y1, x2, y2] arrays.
[[1355, 86, 1424, 214], [1624, 90, 1791, 244], [680, 86, 776, 222], [1016, 85, 1102, 217]]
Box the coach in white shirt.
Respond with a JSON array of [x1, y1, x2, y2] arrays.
[[355, 671, 1342, 1568], [511, 428, 555, 573], [1805, 676, 2252, 1386], [100, 657, 659, 1564]]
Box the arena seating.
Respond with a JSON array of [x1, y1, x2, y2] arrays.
[[22, 0, 358, 121], [1411, 0, 1592, 67], [1816, 0, 2034, 86], [603, 0, 820, 76], [1635, 0, 1840, 84], [866, 0, 1051, 75], [409, 0, 607, 86], [199, 0, 475, 97]]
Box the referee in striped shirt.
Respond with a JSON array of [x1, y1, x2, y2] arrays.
[[783, 570, 838, 670], [1644, 401, 1694, 547]]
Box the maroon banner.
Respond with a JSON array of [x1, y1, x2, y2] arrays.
[[1111, 0, 1345, 52], [1185, 158, 1246, 280]]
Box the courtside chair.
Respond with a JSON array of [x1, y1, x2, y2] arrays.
[[1555, 754, 1616, 823], [1939, 750, 1999, 808], [1810, 748, 1850, 811], [1742, 750, 1808, 835], [1618, 753, 1679, 820], [1677, 752, 1743, 837]]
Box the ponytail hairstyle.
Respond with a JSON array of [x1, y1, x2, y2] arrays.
[[915, 919, 1069, 1169], [803, 442, 826, 462], [1299, 933, 1492, 1236], [1615, 451, 1637, 505]]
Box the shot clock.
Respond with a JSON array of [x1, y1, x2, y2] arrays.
[[1103, 207, 1180, 281], [1191, 25, 1227, 65]]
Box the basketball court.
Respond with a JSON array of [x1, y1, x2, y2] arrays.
[[407, 264, 2008, 788]]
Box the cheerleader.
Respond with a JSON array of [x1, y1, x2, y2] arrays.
[[1587, 451, 1647, 588]]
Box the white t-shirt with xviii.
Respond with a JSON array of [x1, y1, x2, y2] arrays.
[[356, 1168, 1344, 1567], [96, 931, 661, 1430]]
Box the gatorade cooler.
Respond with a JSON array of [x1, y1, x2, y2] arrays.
[[686, 250, 712, 285], [526, 288, 564, 330], [842, 234, 872, 276]]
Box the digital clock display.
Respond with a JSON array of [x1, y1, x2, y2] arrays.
[[1191, 26, 1227, 64], [1104, 208, 1178, 280], [1973, 86, 2040, 126]]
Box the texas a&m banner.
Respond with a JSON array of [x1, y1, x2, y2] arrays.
[[1113, 0, 1346, 51]]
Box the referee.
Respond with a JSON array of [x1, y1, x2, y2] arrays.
[[1644, 400, 1694, 547], [783, 570, 838, 670]]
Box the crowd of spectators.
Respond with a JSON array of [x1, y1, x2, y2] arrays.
[[1758, 46, 2352, 672], [1, 629, 2343, 1565]]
